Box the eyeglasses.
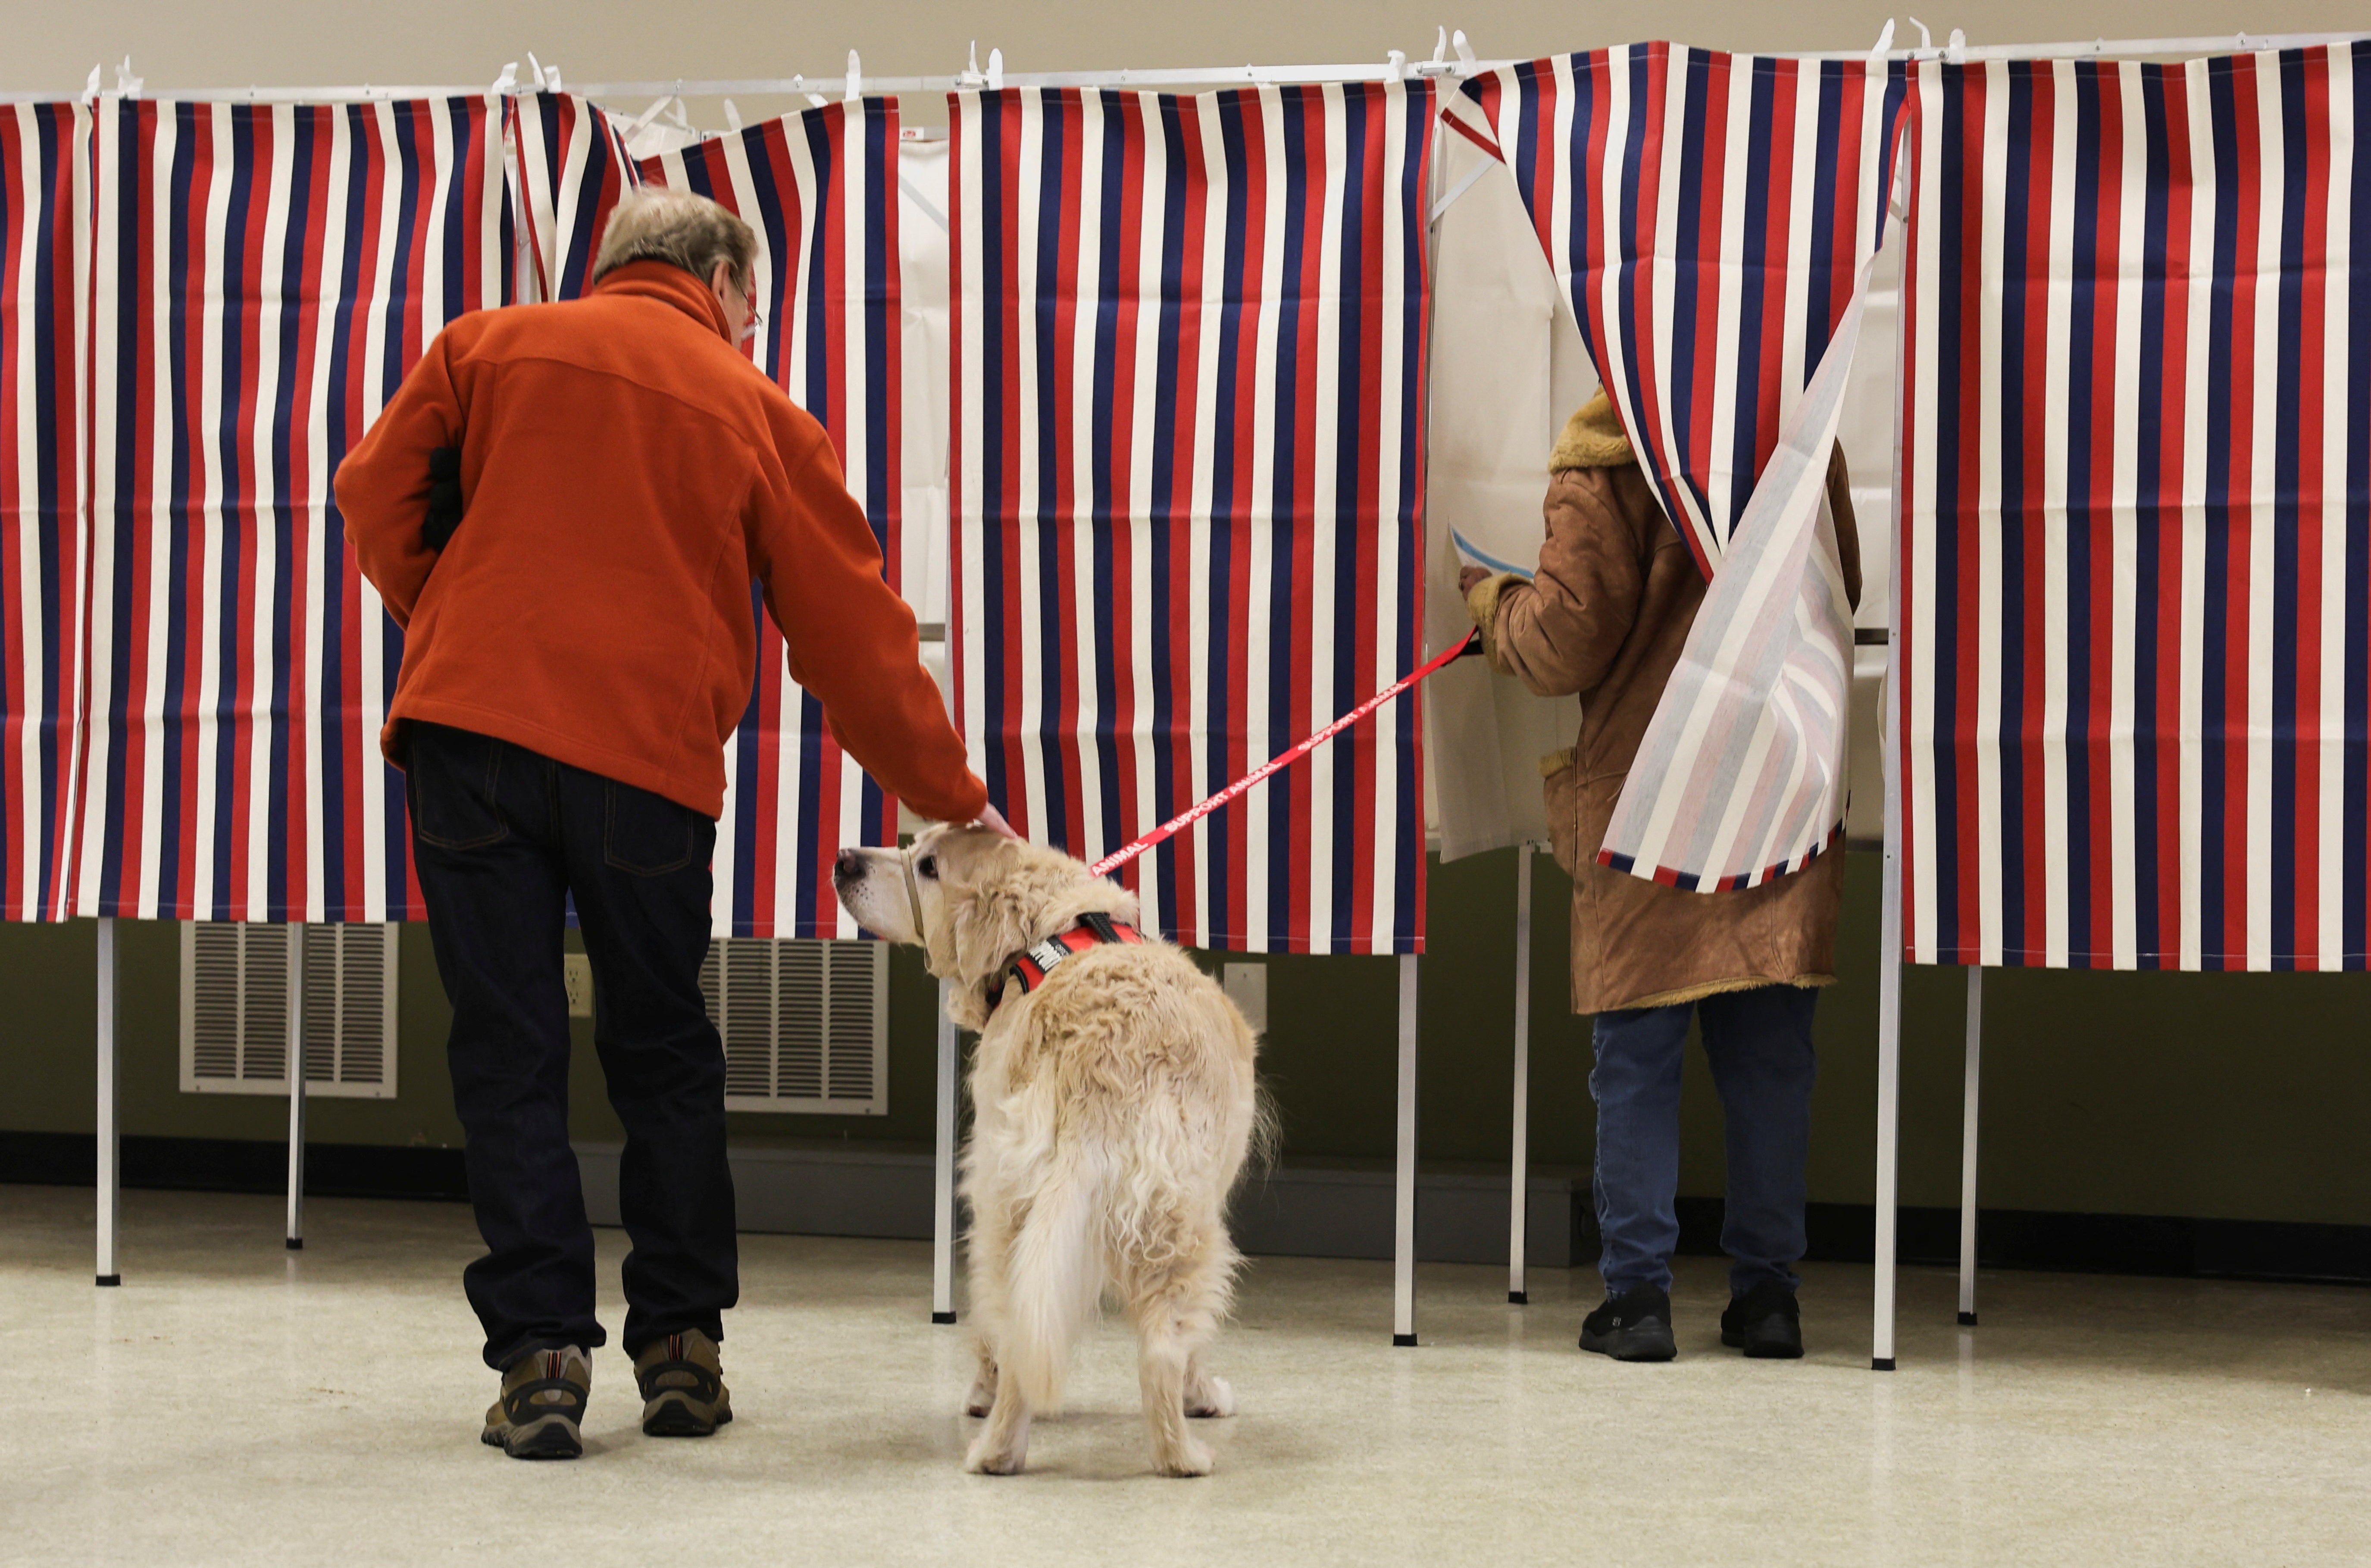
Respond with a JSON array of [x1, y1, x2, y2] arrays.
[[730, 272, 763, 344]]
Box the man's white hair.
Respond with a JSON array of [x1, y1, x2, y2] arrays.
[[591, 188, 758, 293]]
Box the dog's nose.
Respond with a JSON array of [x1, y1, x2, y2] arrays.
[[832, 848, 864, 887]]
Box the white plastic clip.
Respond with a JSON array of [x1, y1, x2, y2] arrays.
[[1908, 18, 1933, 52], [115, 56, 143, 98], [1947, 28, 1967, 64], [957, 42, 988, 90], [1413, 27, 1458, 78], [1453, 30, 1478, 75], [492, 61, 519, 96], [988, 48, 1005, 91], [846, 50, 863, 103], [1386, 49, 1409, 81], [84, 64, 102, 104], [1866, 19, 1896, 66]]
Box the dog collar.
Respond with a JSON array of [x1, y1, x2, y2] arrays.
[[903, 851, 930, 945], [984, 911, 1145, 1012]]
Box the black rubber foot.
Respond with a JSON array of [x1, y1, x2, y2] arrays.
[[1957, 1311, 1978, 1326], [1872, 1356, 1897, 1371], [1508, 1291, 1528, 1305], [1392, 1333, 1418, 1347], [931, 1311, 957, 1325], [286, 1238, 304, 1251], [95, 1274, 120, 1287]]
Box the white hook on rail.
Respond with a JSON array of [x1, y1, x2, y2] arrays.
[[1867, 19, 1896, 63], [84, 63, 101, 103], [1908, 18, 1933, 52], [115, 55, 144, 98], [957, 41, 987, 89], [1386, 48, 1409, 81], [627, 95, 673, 134], [1413, 27, 1464, 79], [492, 61, 519, 96], [1947, 28, 1967, 63], [1453, 29, 1478, 74], [846, 49, 863, 104], [987, 48, 1004, 91]]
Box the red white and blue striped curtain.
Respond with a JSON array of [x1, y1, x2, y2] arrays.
[[1900, 45, 2371, 971], [641, 100, 907, 939], [0, 103, 88, 921], [1451, 46, 1908, 889], [506, 91, 640, 304], [950, 84, 1436, 955], [75, 94, 509, 922]]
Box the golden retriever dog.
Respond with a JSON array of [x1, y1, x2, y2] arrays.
[[832, 824, 1261, 1477]]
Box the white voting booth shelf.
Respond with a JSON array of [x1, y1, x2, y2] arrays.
[[69, 29, 2368, 1374]]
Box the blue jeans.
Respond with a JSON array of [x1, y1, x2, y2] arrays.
[[1590, 984, 1818, 1298], [407, 722, 737, 1370]]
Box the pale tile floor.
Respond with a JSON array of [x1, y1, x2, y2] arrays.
[[6, 1183, 2371, 1566]]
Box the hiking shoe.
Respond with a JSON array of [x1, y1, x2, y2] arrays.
[[482, 1346, 591, 1459], [634, 1330, 733, 1437], [1720, 1280, 1805, 1359], [1579, 1284, 1678, 1362]]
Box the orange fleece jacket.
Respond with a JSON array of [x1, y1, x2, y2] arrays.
[[334, 260, 986, 824]]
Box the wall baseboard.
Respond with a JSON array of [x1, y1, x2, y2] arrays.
[[0, 1130, 469, 1200], [9, 1131, 2371, 1287], [570, 1143, 1592, 1268]]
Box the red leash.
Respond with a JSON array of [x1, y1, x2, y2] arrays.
[[1086, 631, 1481, 879]]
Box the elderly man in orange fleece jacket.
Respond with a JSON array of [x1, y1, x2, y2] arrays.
[[337, 189, 1001, 1460]]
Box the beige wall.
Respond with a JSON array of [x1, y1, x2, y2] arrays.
[[9, 1, 2368, 102]]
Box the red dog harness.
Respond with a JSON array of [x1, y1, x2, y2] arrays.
[[985, 911, 1145, 1012]]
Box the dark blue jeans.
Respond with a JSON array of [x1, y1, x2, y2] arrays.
[[407, 722, 736, 1371], [1590, 984, 1819, 1299]]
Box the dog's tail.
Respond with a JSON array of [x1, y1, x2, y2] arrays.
[[999, 1156, 1103, 1416]]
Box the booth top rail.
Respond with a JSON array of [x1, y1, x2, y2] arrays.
[[5, 31, 2365, 106]]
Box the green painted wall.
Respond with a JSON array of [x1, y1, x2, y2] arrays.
[[5, 850, 2369, 1225]]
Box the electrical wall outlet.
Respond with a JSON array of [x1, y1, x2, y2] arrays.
[[563, 955, 594, 1018], [1222, 963, 1267, 1035]]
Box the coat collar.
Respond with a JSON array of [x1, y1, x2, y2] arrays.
[[590, 260, 732, 342]]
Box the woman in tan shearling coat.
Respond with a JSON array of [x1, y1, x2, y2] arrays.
[[1461, 389, 1859, 1365]]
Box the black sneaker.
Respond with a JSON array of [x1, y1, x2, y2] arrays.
[[1579, 1284, 1678, 1362], [1720, 1280, 1804, 1359]]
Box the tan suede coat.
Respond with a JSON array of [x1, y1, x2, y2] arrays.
[[1468, 394, 1861, 1014]]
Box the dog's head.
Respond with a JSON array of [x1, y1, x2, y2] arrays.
[[831, 824, 1140, 1029]]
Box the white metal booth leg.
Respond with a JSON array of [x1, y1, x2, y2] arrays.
[[1393, 953, 1420, 1346], [1873, 830, 1903, 1371], [1958, 966, 1983, 1326], [932, 978, 959, 1324], [1508, 845, 1534, 1306], [96, 917, 121, 1288], [286, 922, 307, 1251], [1872, 605, 1906, 1369]]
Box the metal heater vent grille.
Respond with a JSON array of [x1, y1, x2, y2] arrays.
[[697, 939, 887, 1115], [181, 923, 398, 1099]]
